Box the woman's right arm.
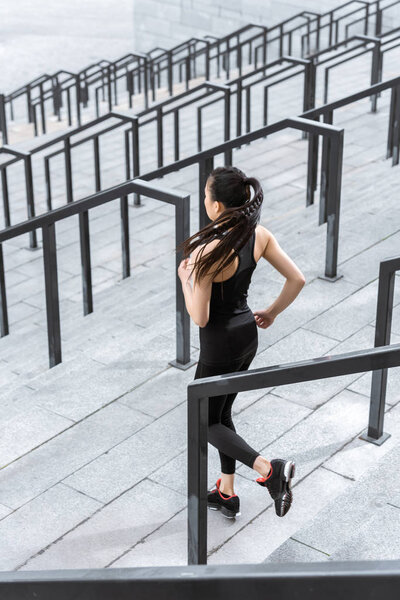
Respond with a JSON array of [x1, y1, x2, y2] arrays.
[[253, 227, 305, 329]]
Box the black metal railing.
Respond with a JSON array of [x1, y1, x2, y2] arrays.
[[2, 33, 399, 252], [1, 0, 398, 144], [0, 179, 193, 371], [186, 251, 400, 564], [187, 347, 400, 564], [1, 560, 400, 599], [360, 254, 400, 445]]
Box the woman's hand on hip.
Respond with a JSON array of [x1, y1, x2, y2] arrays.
[[253, 308, 275, 329]]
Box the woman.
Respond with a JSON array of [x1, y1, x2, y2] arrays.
[[177, 166, 305, 519]]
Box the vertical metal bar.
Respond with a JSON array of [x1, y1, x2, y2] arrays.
[[329, 12, 333, 46], [174, 109, 180, 161], [75, 75, 81, 127], [113, 64, 118, 106], [319, 111, 333, 225], [94, 136, 101, 192], [263, 86, 268, 130], [225, 38, 230, 80], [205, 43, 210, 81], [42, 222, 62, 368], [167, 51, 173, 96], [197, 108, 202, 152], [199, 157, 214, 229], [365, 262, 395, 441], [45, 157, 52, 211], [125, 129, 131, 180], [64, 137, 73, 204], [237, 42, 242, 78], [0, 244, 9, 337], [387, 86, 396, 159], [131, 117, 141, 205], [175, 195, 191, 366], [279, 24, 284, 57], [324, 131, 343, 279], [79, 210, 93, 315], [224, 89, 232, 165], [245, 87, 251, 134], [307, 117, 319, 207], [375, 6, 382, 36], [370, 41, 381, 113], [316, 15, 321, 52], [120, 196, 130, 279], [364, 3, 369, 35], [39, 82, 46, 135], [143, 58, 149, 110], [187, 392, 209, 565], [236, 80, 242, 138], [32, 103, 38, 137], [24, 155, 37, 249], [0, 94, 8, 145], [107, 66, 113, 111], [1, 168, 10, 227], [157, 107, 163, 168], [185, 56, 191, 90], [27, 85, 33, 123], [391, 85, 400, 166], [66, 87, 72, 126]]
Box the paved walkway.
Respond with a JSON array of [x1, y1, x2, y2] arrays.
[[0, 30, 399, 571]]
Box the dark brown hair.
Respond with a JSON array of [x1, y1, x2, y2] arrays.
[[176, 166, 264, 284]]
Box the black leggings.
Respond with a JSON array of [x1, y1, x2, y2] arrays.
[[193, 349, 260, 475]]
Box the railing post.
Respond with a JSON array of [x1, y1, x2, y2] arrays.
[[167, 51, 173, 96], [360, 260, 394, 445], [131, 117, 141, 205], [174, 109, 180, 161], [1, 168, 10, 227], [370, 40, 381, 113], [120, 196, 130, 279], [79, 210, 93, 315], [75, 75, 82, 127], [42, 222, 62, 368], [169, 194, 195, 370], [323, 130, 343, 281], [45, 157, 52, 211], [187, 390, 209, 565], [319, 110, 333, 226], [0, 93, 8, 145], [199, 157, 214, 230], [389, 85, 400, 166], [0, 244, 9, 337], [375, 5, 382, 36], [94, 136, 101, 192], [157, 107, 163, 167], [236, 79, 243, 138], [64, 137, 73, 204], [306, 116, 319, 207], [24, 155, 37, 249], [224, 89, 232, 165], [303, 59, 316, 139]]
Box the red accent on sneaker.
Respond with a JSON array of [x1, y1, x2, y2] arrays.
[[256, 464, 273, 483], [215, 478, 238, 500]]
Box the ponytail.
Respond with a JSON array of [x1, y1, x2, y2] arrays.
[[176, 167, 264, 285]]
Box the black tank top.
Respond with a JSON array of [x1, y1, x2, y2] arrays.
[[198, 229, 259, 366]]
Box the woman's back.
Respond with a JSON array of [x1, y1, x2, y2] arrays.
[[198, 228, 259, 366]]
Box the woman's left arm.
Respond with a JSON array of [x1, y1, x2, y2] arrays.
[[178, 250, 212, 328]]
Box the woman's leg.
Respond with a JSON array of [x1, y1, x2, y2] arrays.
[[194, 351, 268, 492]]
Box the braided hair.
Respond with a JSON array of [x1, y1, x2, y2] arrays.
[[176, 166, 264, 285]]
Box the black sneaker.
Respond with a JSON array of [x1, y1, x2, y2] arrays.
[[256, 458, 296, 517], [207, 478, 240, 519]]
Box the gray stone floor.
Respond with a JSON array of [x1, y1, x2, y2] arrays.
[[0, 28, 400, 571]]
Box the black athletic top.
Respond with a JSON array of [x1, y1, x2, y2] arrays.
[[198, 229, 259, 366]]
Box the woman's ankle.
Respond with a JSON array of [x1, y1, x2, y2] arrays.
[[253, 455, 271, 478]]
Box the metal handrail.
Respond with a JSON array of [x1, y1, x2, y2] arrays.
[[187, 332, 400, 563], [2, 560, 400, 598], [0, 179, 192, 371], [1, 0, 395, 144]]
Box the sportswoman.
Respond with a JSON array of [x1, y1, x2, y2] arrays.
[[177, 166, 305, 519]]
